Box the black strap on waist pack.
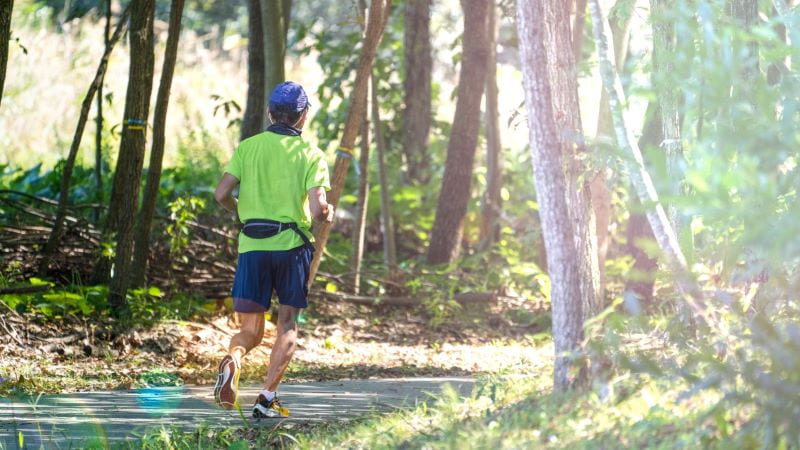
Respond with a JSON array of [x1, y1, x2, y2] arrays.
[[241, 219, 314, 250]]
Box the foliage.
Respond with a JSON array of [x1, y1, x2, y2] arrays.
[[165, 196, 205, 259]]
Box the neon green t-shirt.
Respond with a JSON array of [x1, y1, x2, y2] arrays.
[[225, 131, 330, 253]]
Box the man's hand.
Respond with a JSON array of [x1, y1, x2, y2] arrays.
[[308, 187, 334, 222], [324, 204, 335, 223]]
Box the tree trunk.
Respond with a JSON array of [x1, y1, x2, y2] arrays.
[[106, 0, 157, 314], [37, 6, 131, 276], [588, 0, 706, 316], [241, 0, 266, 140], [0, 0, 12, 109], [307, 0, 393, 289], [93, 0, 111, 225], [350, 0, 371, 294], [260, 0, 291, 101], [592, 2, 633, 304], [543, 0, 601, 317], [402, 0, 432, 184], [372, 73, 398, 272], [426, 0, 490, 265], [572, 0, 587, 62], [130, 0, 185, 288], [517, 0, 587, 391], [479, 0, 502, 249]]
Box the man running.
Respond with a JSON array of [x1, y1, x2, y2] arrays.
[[212, 81, 333, 418]]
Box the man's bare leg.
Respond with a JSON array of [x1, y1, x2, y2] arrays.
[[215, 312, 264, 409], [264, 305, 300, 391], [229, 312, 266, 361]]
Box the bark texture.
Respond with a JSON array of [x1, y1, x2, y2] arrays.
[[131, 0, 186, 288], [106, 0, 157, 313], [426, 0, 490, 265], [241, 0, 266, 140], [0, 0, 12, 108], [518, 0, 587, 390], [402, 0, 432, 184], [260, 0, 291, 100], [37, 6, 131, 275], [543, 0, 601, 317], [479, 0, 502, 248], [307, 0, 393, 289]]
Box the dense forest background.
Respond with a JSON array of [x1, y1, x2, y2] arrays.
[[2, 0, 800, 446]]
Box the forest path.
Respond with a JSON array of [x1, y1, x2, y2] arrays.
[[0, 377, 475, 448]]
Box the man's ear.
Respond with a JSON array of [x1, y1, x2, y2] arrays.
[[267, 111, 274, 125]]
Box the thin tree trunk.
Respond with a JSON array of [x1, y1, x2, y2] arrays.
[[93, 0, 111, 225], [307, 0, 393, 289], [351, 113, 370, 294], [260, 0, 291, 112], [592, 3, 633, 303], [350, 0, 371, 294], [402, 0, 432, 184], [517, 0, 587, 391], [241, 0, 266, 140], [427, 0, 491, 265], [588, 0, 706, 316], [0, 0, 12, 108], [37, 6, 131, 276], [107, 0, 157, 313], [572, 0, 587, 62], [372, 73, 397, 272], [479, 0, 502, 248], [130, 0, 185, 288]]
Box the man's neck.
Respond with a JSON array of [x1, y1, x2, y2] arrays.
[[267, 122, 302, 136]]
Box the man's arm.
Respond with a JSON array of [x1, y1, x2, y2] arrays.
[[214, 173, 240, 214], [308, 187, 335, 223]]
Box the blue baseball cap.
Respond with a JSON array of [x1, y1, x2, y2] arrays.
[[269, 81, 310, 113]]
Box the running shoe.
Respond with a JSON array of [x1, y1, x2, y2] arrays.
[[252, 393, 290, 418], [213, 354, 240, 410]]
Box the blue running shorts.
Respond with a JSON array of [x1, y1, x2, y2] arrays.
[[231, 245, 313, 313]]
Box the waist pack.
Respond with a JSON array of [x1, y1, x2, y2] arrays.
[[241, 219, 314, 250]]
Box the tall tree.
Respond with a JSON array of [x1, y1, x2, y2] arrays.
[[402, 0, 432, 184], [517, 0, 588, 390], [307, 0, 393, 288], [373, 73, 398, 273], [0, 0, 13, 108], [260, 0, 291, 99], [37, 6, 131, 276], [426, 0, 491, 265], [241, 0, 266, 140], [94, 0, 111, 224], [106, 0, 157, 313], [130, 0, 186, 288], [543, 0, 601, 317], [351, 0, 371, 294], [479, 0, 502, 248]]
